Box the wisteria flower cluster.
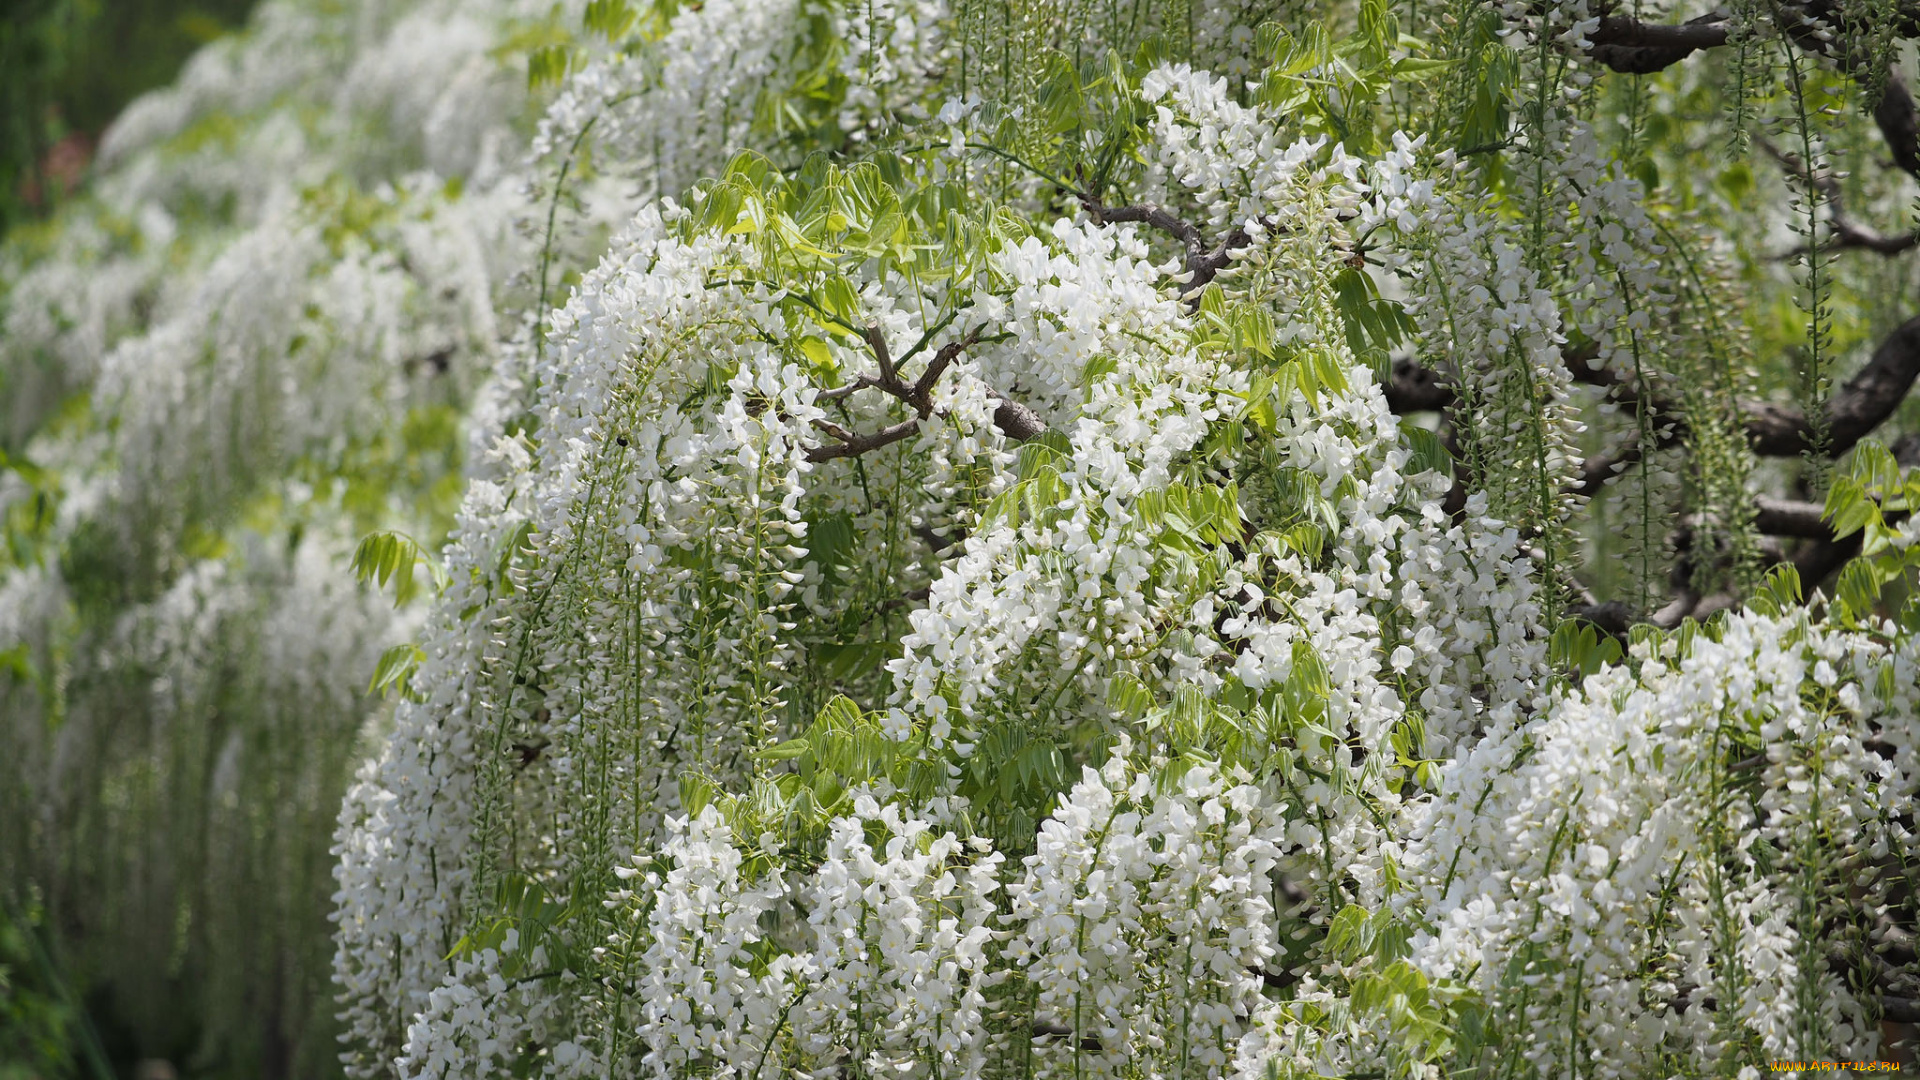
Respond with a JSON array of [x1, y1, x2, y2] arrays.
[[332, 3, 1920, 1072], [9, 0, 1920, 1077]]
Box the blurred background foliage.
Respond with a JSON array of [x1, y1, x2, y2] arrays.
[[2, 0, 260, 236], [4, 4, 263, 1076]]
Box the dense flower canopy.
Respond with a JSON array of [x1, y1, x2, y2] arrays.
[[7, 0, 1920, 1078]]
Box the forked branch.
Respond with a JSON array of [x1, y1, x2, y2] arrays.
[[805, 325, 1039, 462]]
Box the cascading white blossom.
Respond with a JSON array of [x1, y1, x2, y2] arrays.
[[327, 46, 1636, 1075], [533, 0, 952, 201], [1398, 607, 1920, 1072], [330, 10, 1920, 1062], [11, 0, 1916, 1076], [1005, 751, 1287, 1077], [0, 0, 580, 1069]]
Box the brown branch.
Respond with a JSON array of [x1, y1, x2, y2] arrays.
[[1651, 590, 1704, 629], [1384, 358, 1453, 413], [1874, 69, 1920, 180], [1392, 316, 1920, 465], [804, 326, 1040, 463], [1185, 223, 1257, 295], [1751, 495, 1835, 534], [1587, 12, 1731, 74], [864, 323, 898, 388], [1080, 200, 1203, 260], [1080, 195, 1267, 300], [1758, 138, 1920, 256], [1829, 215, 1920, 256], [1793, 530, 1863, 588], [1753, 495, 1834, 538], [1758, 314, 1920, 455], [1776, 4, 1920, 181], [910, 333, 982, 414], [1031, 1023, 1104, 1054], [990, 393, 1048, 441], [1582, 3, 1920, 190], [806, 417, 921, 462], [815, 376, 878, 402]]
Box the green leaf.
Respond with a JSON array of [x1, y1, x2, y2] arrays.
[[819, 274, 863, 329], [352, 531, 449, 608], [1747, 564, 1802, 617], [699, 181, 745, 234], [1266, 23, 1333, 77], [1325, 904, 1371, 961], [1403, 425, 1452, 479], [814, 694, 862, 733], [1389, 56, 1457, 81], [680, 773, 716, 819], [1233, 304, 1275, 358], [758, 739, 812, 762], [368, 643, 425, 700], [1331, 267, 1413, 355], [1834, 558, 1886, 622], [1549, 620, 1621, 679], [1823, 476, 1879, 540], [583, 0, 637, 40], [1850, 439, 1902, 493], [1289, 640, 1331, 700], [1035, 51, 1084, 135], [527, 44, 574, 90]]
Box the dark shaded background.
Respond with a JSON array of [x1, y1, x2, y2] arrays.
[[2, 0, 260, 235]]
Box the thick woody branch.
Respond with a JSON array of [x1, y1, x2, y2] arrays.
[[1030, 1023, 1104, 1054], [990, 393, 1048, 441], [1080, 200, 1204, 260], [1186, 223, 1257, 294], [1874, 70, 1920, 180], [1383, 358, 1453, 413], [1829, 213, 1920, 256], [1384, 358, 1454, 413], [1658, 447, 1920, 613], [1583, 3, 1920, 74], [1391, 316, 1920, 465], [807, 417, 921, 461], [1582, 4, 1920, 188], [865, 323, 898, 387], [1587, 12, 1731, 74], [911, 335, 980, 412], [1781, 7, 1920, 181], [1753, 495, 1834, 538], [1756, 314, 1920, 455]]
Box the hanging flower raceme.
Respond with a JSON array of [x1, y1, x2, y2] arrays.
[[1394, 603, 1920, 1073], [1005, 750, 1287, 1078]]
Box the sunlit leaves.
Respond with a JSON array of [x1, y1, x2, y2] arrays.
[[1548, 618, 1622, 681], [368, 642, 425, 701], [583, 0, 638, 42], [1822, 439, 1920, 626], [527, 44, 577, 90], [351, 530, 449, 607]]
